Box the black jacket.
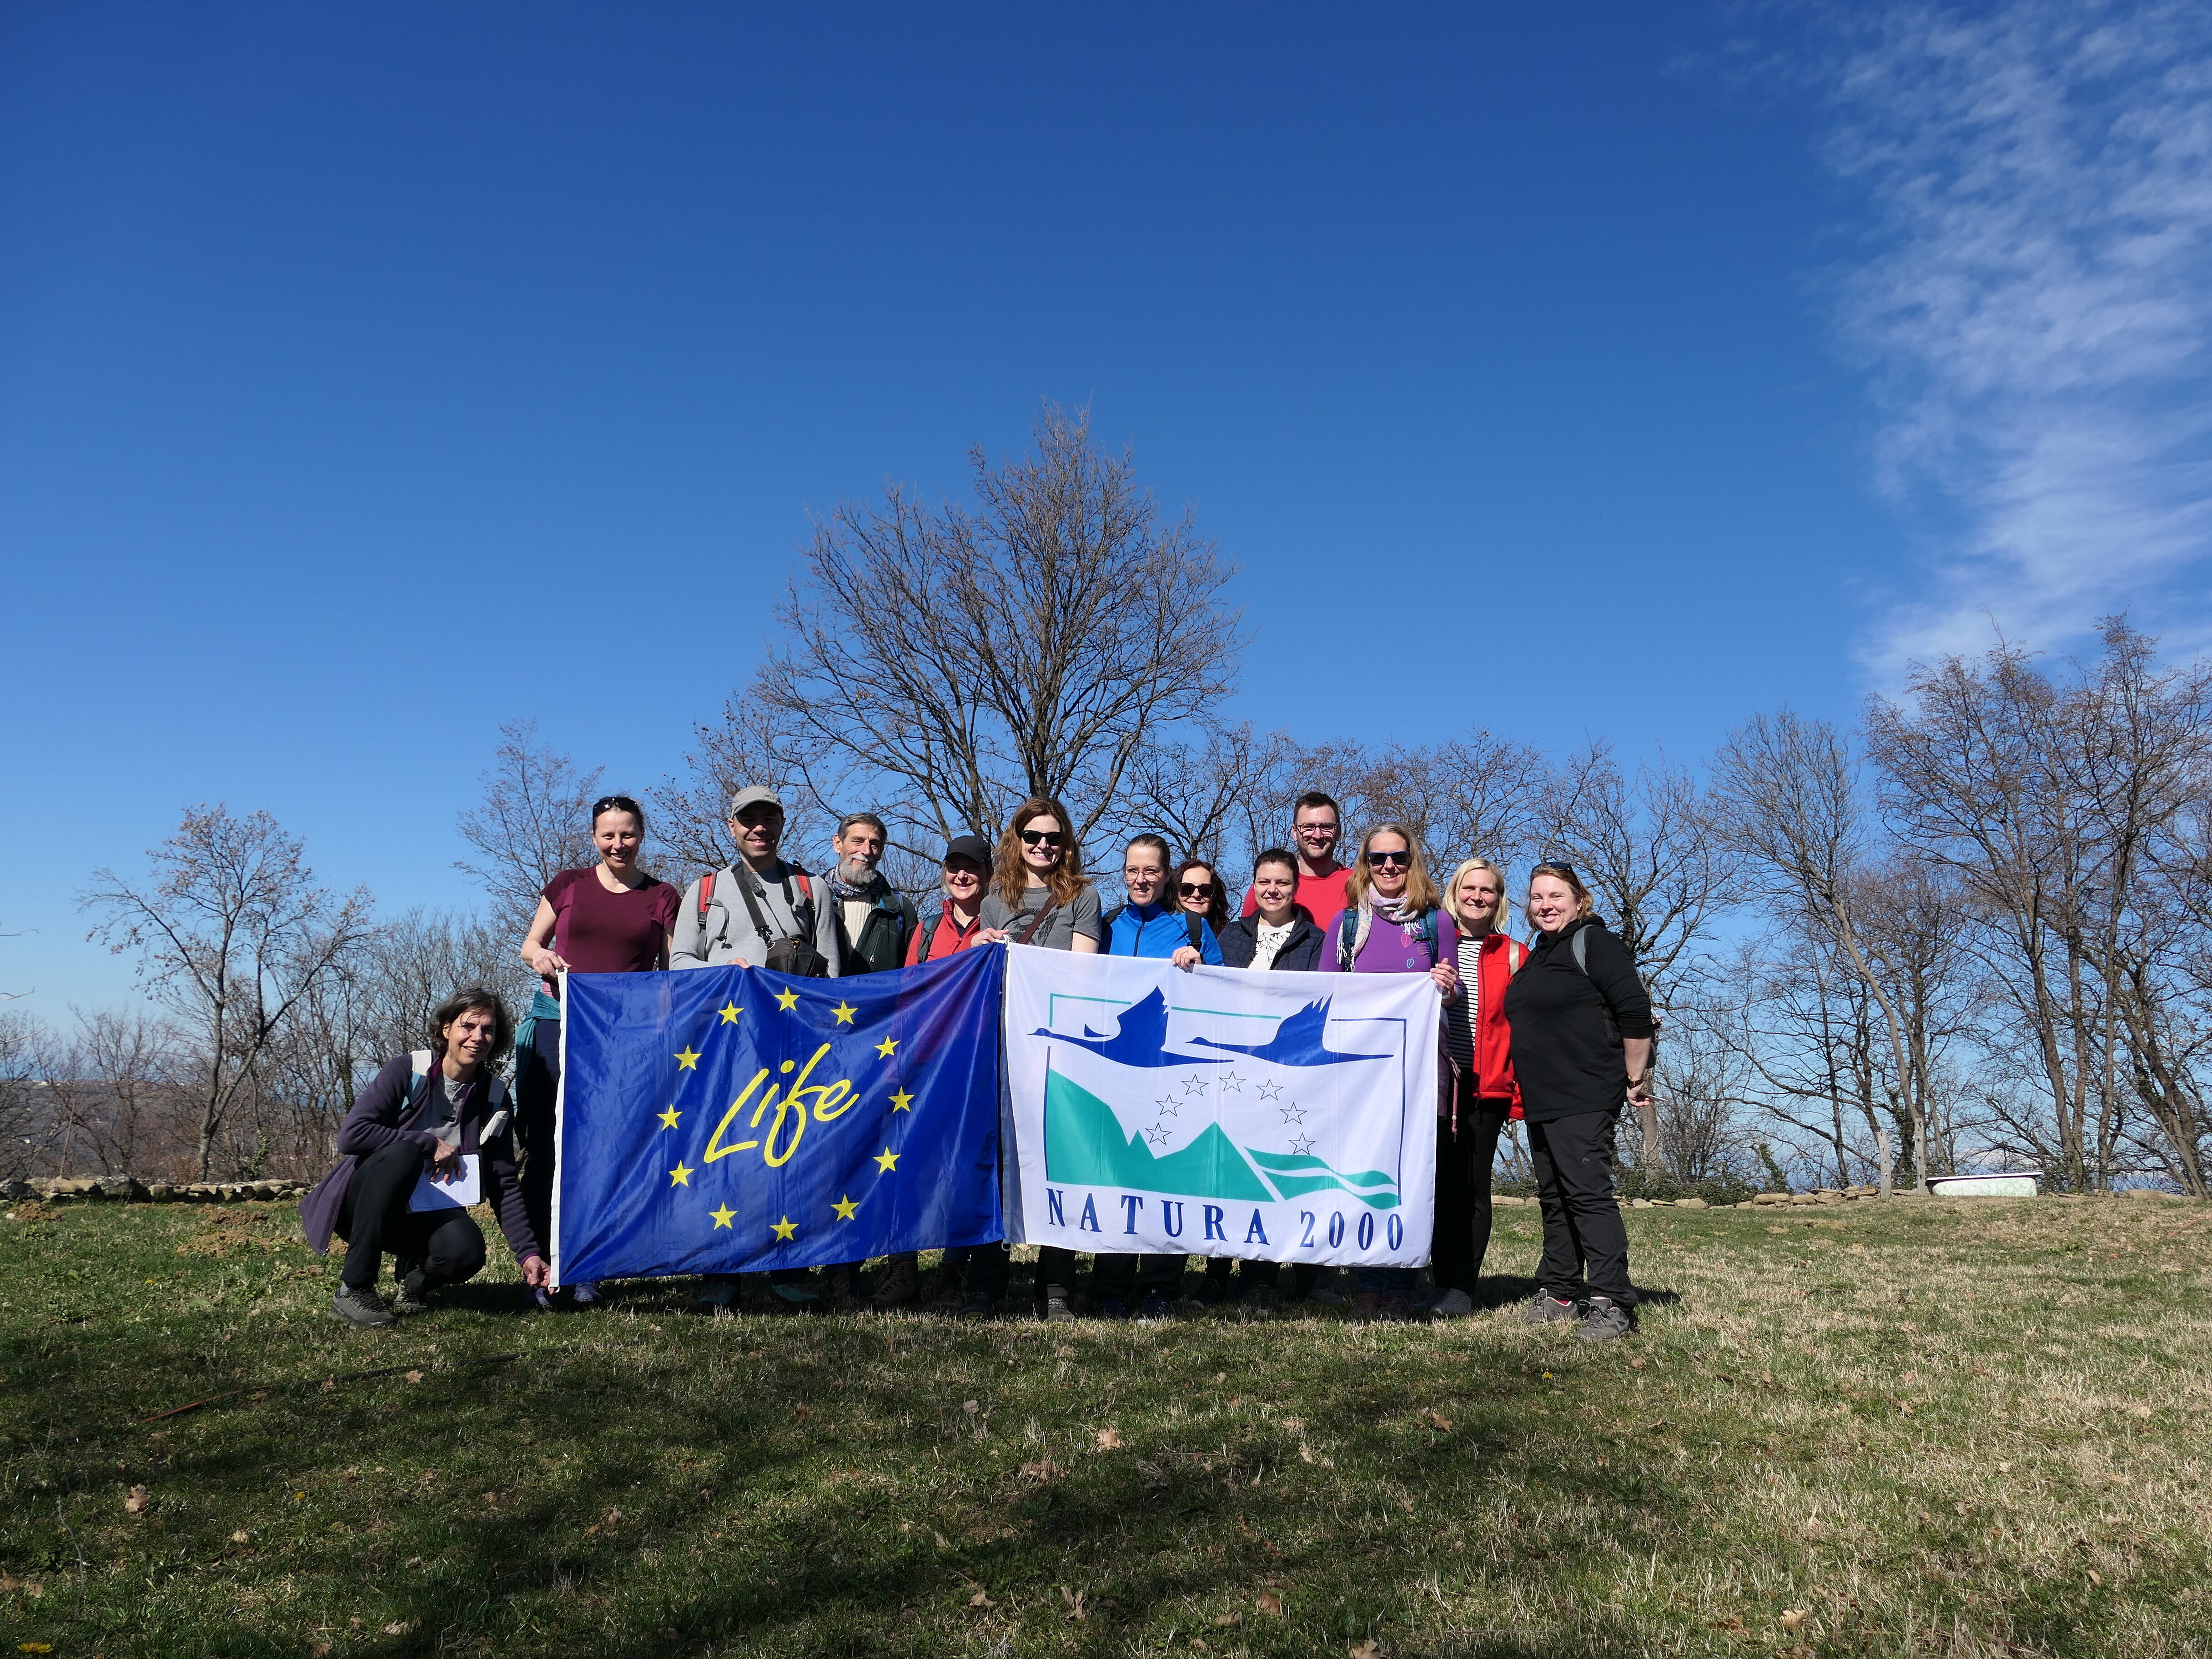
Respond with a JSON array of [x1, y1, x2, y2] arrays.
[[1218, 909, 1324, 972], [1499, 916, 1654, 1124], [835, 882, 918, 975]]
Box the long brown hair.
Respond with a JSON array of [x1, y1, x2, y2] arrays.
[[1343, 822, 1442, 914], [1173, 856, 1231, 931], [992, 796, 1090, 908]]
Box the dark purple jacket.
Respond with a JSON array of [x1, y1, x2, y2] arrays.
[[299, 1055, 539, 1263]]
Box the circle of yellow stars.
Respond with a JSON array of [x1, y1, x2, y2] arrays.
[[659, 985, 911, 1248]]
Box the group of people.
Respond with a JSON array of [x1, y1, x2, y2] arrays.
[[305, 786, 1655, 1344]]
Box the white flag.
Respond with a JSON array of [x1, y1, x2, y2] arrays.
[[1002, 950, 1438, 1266]]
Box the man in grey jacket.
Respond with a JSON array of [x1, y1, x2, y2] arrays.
[[670, 786, 845, 975], [672, 784, 843, 1318]]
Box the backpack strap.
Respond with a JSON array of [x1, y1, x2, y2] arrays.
[[1420, 908, 1439, 965], [1186, 912, 1203, 952], [914, 900, 943, 965], [1338, 908, 1361, 972], [697, 870, 717, 931], [1572, 926, 1589, 977]]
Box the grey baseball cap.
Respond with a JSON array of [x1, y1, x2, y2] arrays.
[[729, 785, 784, 816]]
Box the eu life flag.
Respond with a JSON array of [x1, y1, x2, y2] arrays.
[[550, 947, 1005, 1285]]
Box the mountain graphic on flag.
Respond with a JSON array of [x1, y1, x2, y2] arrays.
[[1042, 1069, 1400, 1210]]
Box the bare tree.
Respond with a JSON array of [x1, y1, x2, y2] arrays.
[[1357, 729, 1549, 880], [1711, 712, 1956, 1192], [651, 694, 835, 880], [456, 719, 606, 938], [39, 1010, 186, 1178], [0, 1010, 40, 1181], [1116, 723, 1298, 888], [81, 805, 377, 1180], [754, 403, 1246, 857]]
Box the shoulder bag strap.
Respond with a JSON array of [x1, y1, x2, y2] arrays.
[[733, 866, 781, 946], [1017, 900, 1060, 946]]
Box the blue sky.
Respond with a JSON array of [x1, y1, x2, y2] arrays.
[[5, 1, 2209, 1013]]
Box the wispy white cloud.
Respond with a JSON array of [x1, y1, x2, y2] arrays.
[[1810, 0, 2212, 671]]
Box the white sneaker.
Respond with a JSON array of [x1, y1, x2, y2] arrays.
[[570, 1281, 600, 1307]]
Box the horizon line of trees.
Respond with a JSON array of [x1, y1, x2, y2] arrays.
[[5, 407, 2207, 1198]]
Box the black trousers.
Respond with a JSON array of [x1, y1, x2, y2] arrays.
[[1031, 1246, 1181, 1302], [515, 1016, 560, 1259], [1527, 1108, 1635, 1306], [1434, 1082, 1512, 1295], [1201, 1256, 1319, 1296], [338, 1141, 488, 1293]]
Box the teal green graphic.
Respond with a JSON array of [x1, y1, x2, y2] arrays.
[[1045, 1071, 1272, 1200], [1246, 1149, 1401, 1210], [1043, 1069, 1401, 1209]]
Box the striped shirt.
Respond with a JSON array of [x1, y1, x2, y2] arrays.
[[1443, 934, 1485, 1068]]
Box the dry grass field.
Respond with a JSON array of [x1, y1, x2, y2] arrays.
[[2, 1191, 2208, 1657]]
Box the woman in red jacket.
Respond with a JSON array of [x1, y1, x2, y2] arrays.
[[1426, 857, 1525, 1317]]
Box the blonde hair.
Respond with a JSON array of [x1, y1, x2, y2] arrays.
[[1343, 822, 1442, 915], [1445, 858, 1512, 934]]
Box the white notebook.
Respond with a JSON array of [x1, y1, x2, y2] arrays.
[[408, 1154, 480, 1212]]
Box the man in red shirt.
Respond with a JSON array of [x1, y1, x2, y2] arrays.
[[1242, 791, 1352, 935]]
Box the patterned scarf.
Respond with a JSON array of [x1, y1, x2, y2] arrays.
[[824, 868, 887, 906]]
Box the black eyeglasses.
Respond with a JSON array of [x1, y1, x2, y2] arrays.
[[1179, 882, 1215, 898], [1365, 850, 1412, 868], [1020, 829, 1064, 848]]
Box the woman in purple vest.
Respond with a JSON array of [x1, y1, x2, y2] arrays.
[[1320, 823, 1460, 1321]]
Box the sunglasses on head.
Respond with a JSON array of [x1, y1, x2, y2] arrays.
[[1531, 860, 1580, 884], [1178, 882, 1215, 898], [1365, 849, 1412, 868], [1020, 829, 1064, 847], [592, 794, 643, 820]]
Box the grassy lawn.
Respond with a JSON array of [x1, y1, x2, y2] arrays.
[[3, 1194, 2209, 1658]]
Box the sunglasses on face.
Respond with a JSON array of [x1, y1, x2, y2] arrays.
[[1179, 882, 1214, 898], [1365, 850, 1412, 868], [1020, 829, 1064, 848]]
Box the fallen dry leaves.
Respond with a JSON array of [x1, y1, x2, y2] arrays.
[[123, 1485, 151, 1515], [1095, 1427, 1121, 1449], [1256, 1590, 1282, 1615]]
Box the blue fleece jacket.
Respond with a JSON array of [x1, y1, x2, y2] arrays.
[[1106, 902, 1225, 965]]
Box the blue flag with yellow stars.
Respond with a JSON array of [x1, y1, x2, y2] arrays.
[[550, 946, 1005, 1284]]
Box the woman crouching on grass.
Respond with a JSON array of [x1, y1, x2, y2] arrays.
[[302, 989, 548, 1327]]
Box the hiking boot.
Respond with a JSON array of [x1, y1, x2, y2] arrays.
[[1379, 1295, 1416, 1323], [872, 1255, 922, 1312], [1576, 1296, 1634, 1342], [1041, 1287, 1076, 1323], [569, 1281, 601, 1307], [329, 1284, 395, 1328], [1520, 1292, 1579, 1325], [390, 1270, 432, 1317], [1351, 1289, 1385, 1321], [1427, 1288, 1474, 1319], [695, 1276, 742, 1316], [1137, 1291, 1172, 1322], [1099, 1295, 1130, 1320], [1194, 1275, 1235, 1308], [767, 1282, 822, 1315], [530, 1286, 556, 1313], [956, 1291, 995, 1321], [928, 1265, 968, 1311], [1241, 1282, 1282, 1314]]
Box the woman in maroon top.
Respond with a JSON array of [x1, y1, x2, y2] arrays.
[[513, 794, 679, 1308]]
